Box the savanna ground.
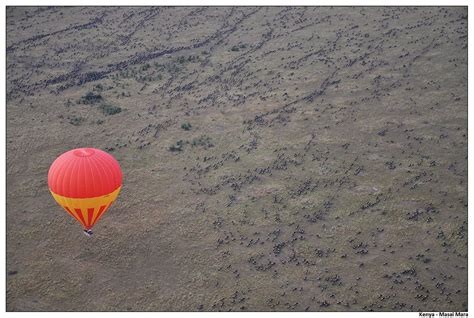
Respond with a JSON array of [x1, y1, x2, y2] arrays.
[[6, 6, 467, 311]]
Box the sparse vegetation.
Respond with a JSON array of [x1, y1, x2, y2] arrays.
[[169, 140, 184, 152], [77, 91, 103, 105], [191, 135, 214, 149], [99, 104, 122, 116], [181, 122, 192, 131], [67, 115, 85, 126], [6, 6, 467, 313], [74, 90, 122, 116]]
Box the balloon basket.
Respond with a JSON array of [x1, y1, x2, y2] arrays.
[[83, 229, 93, 237]]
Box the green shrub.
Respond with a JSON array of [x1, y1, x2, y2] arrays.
[[167, 63, 181, 74], [181, 122, 192, 131], [68, 115, 85, 126], [169, 140, 184, 152], [79, 91, 103, 105], [191, 135, 214, 149], [100, 104, 122, 116]]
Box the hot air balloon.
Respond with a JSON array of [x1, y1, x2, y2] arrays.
[[48, 148, 122, 236]]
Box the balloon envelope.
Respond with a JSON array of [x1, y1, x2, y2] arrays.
[[48, 148, 122, 230]]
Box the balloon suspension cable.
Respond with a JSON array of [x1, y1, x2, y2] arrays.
[[83, 229, 93, 237]]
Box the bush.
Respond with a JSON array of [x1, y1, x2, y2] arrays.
[[192, 135, 214, 149], [167, 63, 181, 74], [68, 115, 85, 126], [79, 92, 103, 104], [100, 104, 122, 116], [169, 140, 184, 152], [181, 122, 192, 131]]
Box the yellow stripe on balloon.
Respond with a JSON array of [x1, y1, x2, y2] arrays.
[[49, 186, 121, 228], [91, 202, 111, 226], [66, 206, 83, 223], [50, 186, 121, 209]]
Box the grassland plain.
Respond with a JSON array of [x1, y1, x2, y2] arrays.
[[6, 6, 467, 311]]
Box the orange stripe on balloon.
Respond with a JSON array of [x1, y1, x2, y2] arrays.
[[91, 205, 106, 226], [64, 206, 81, 223], [92, 204, 110, 227], [74, 208, 88, 229], [87, 208, 94, 227]]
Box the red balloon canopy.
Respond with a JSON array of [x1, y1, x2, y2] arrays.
[[48, 148, 122, 199]]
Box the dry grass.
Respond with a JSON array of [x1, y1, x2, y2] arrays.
[[6, 6, 467, 311]]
